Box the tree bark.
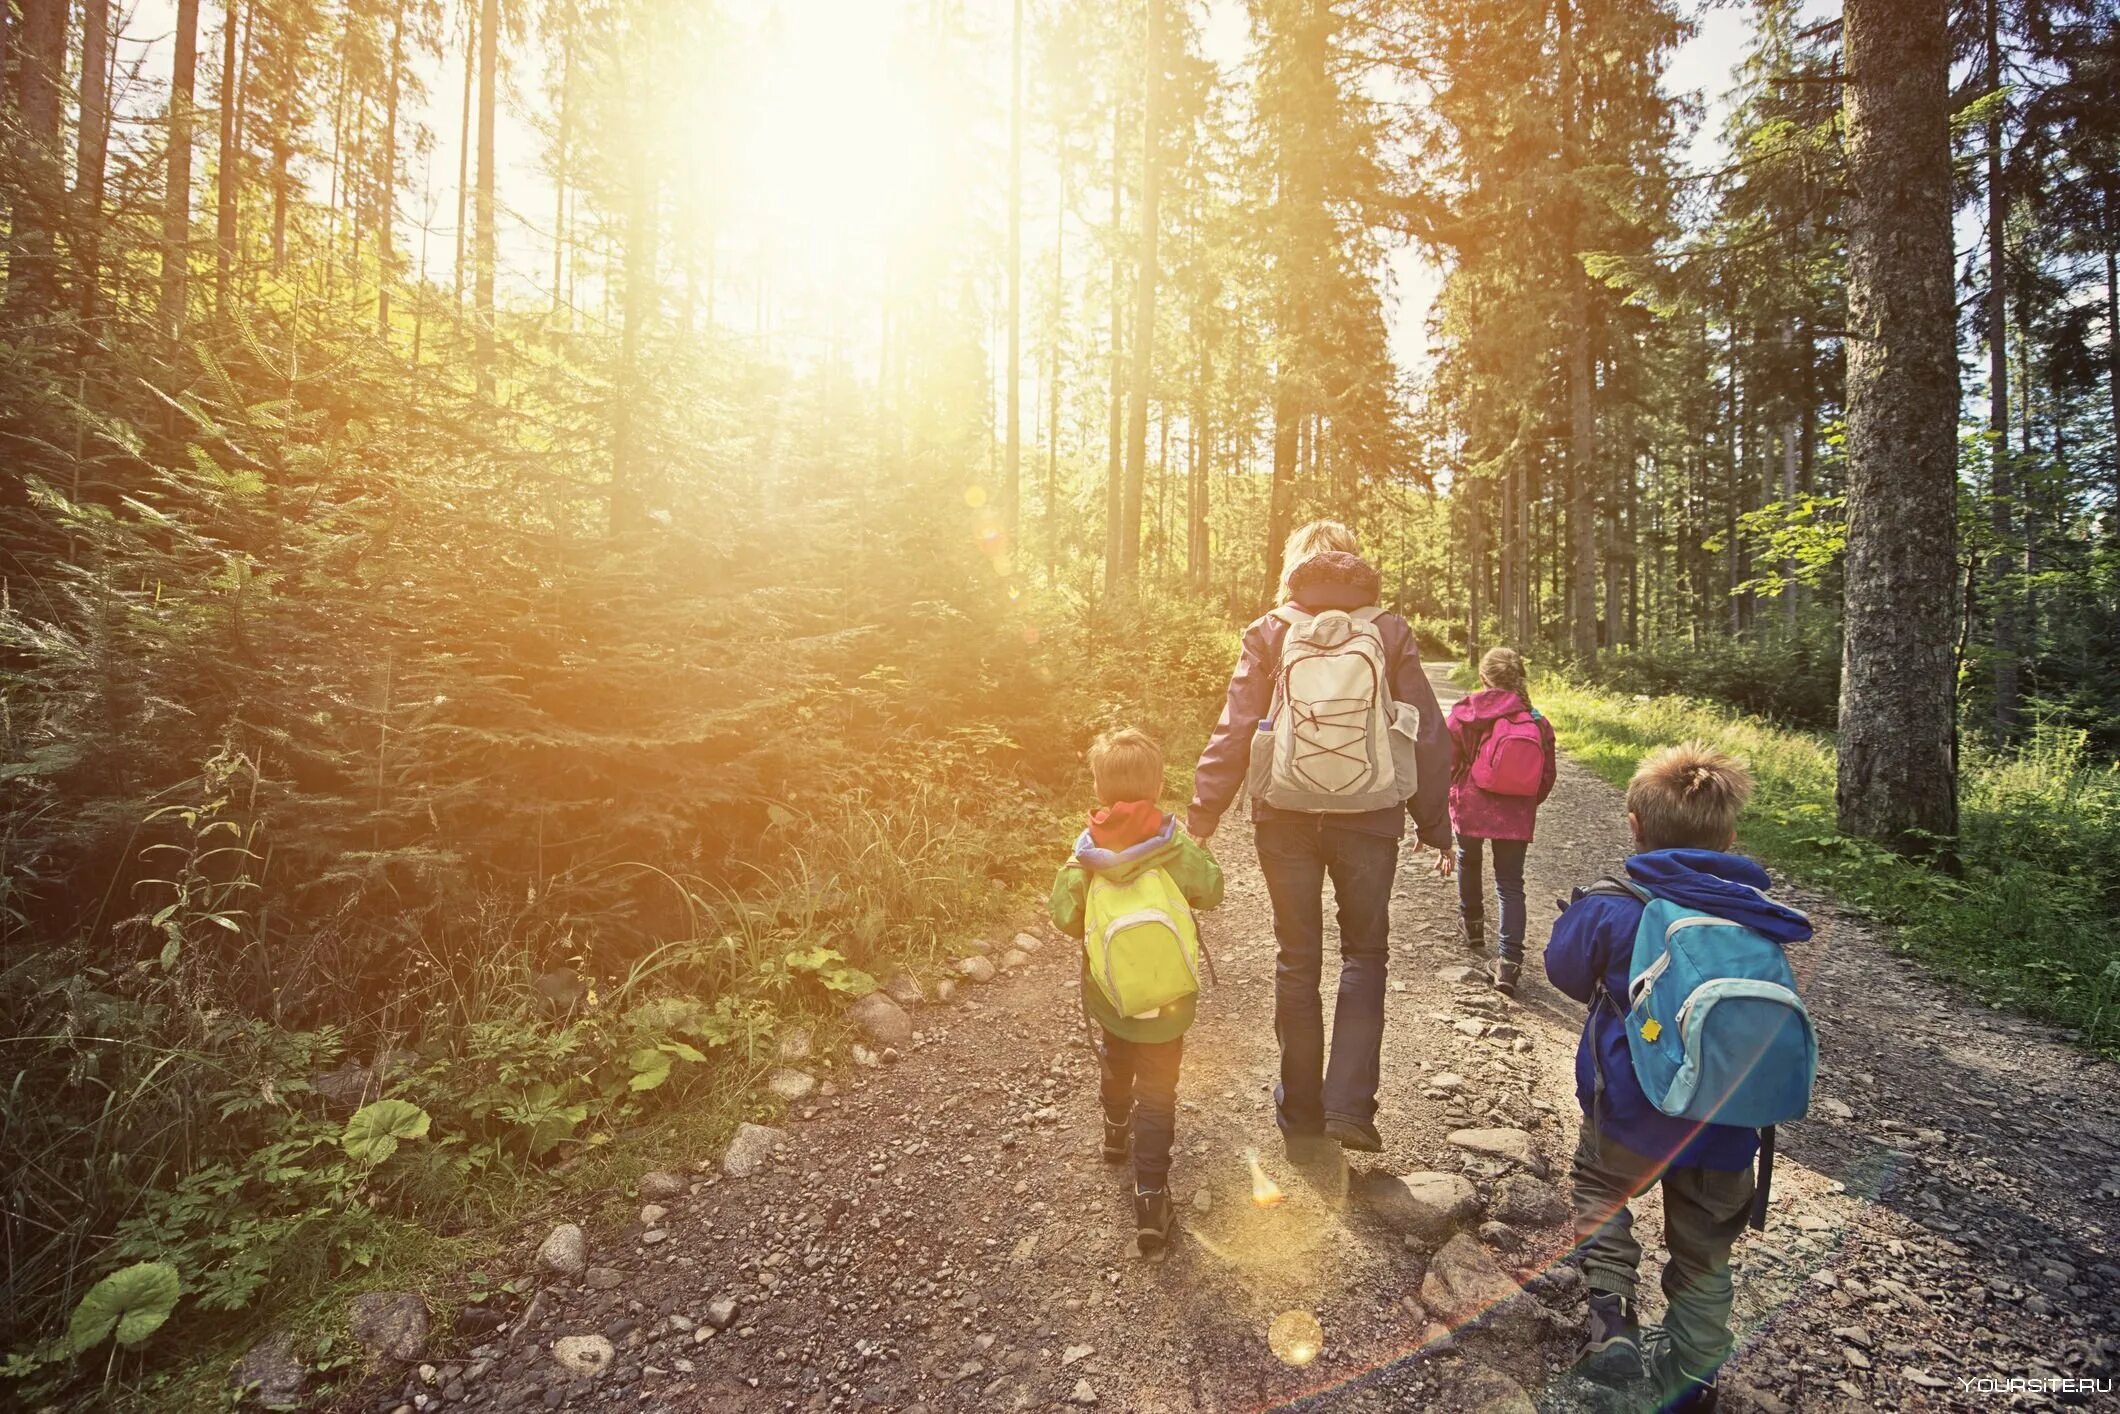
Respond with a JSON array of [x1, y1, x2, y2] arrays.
[[161, 0, 201, 336], [473, 0, 498, 396], [74, 0, 112, 323], [1559, 0, 1598, 663], [1837, 0, 1959, 855], [214, 0, 242, 321], [1984, 0, 2018, 733], [1004, 0, 1023, 543], [378, 0, 404, 335], [453, 0, 473, 326], [4, 0, 67, 319], [1103, 103, 1125, 598], [1119, 0, 1160, 591]]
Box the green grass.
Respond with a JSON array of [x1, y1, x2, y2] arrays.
[[1515, 671, 2120, 1058]]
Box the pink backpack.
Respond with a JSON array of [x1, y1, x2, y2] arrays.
[[1470, 711, 1546, 797]]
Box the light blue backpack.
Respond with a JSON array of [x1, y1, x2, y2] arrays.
[[1592, 878, 1817, 1128]]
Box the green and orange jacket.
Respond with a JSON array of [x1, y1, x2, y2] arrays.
[[1049, 800, 1224, 1044]]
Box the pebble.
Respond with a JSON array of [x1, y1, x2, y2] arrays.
[[705, 1298, 740, 1330], [1446, 1127, 1547, 1177], [1069, 1378, 1098, 1405], [767, 1068, 817, 1101], [639, 1204, 667, 1227], [957, 956, 998, 984], [1011, 932, 1044, 954], [848, 992, 916, 1047], [637, 1170, 686, 1201], [582, 1267, 623, 1291], [1061, 1344, 1094, 1367]]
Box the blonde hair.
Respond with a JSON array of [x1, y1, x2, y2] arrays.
[[1088, 728, 1165, 805], [1626, 742, 1754, 851], [1478, 646, 1529, 699], [1276, 519, 1360, 603]]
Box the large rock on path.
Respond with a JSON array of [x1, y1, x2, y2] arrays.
[[1420, 1234, 1538, 1335], [232, 1332, 305, 1409], [551, 1333, 614, 1377], [1448, 1127, 1548, 1177], [722, 1122, 787, 1178], [846, 991, 914, 1047], [347, 1290, 428, 1362], [1492, 1173, 1569, 1228], [637, 1169, 686, 1201], [536, 1223, 587, 1277], [1366, 1171, 1479, 1244]]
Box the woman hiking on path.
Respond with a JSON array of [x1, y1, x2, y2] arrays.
[[1187, 520, 1453, 1154], [1446, 646, 1558, 999]]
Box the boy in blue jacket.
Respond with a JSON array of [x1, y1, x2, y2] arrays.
[[1546, 743, 1812, 1412]]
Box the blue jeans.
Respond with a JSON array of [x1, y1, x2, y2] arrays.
[[1254, 820, 1399, 1132], [1456, 836, 1528, 963]]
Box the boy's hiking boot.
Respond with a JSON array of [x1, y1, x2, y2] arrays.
[[1134, 1187, 1175, 1253], [1101, 1117, 1131, 1165], [1491, 959, 1521, 999], [1459, 912, 1488, 952], [1578, 1292, 1645, 1382], [1643, 1330, 1720, 1412], [1325, 1116, 1384, 1153]]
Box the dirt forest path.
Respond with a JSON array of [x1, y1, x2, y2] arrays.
[[379, 666, 2120, 1414]]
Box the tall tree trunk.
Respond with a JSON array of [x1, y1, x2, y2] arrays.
[[5, 0, 66, 319], [1045, 156, 1063, 576], [1003, 0, 1022, 542], [473, 0, 498, 396], [161, 0, 202, 336], [1984, 0, 2018, 733], [611, 107, 657, 534], [2106, 187, 2119, 531], [378, 0, 404, 335], [1103, 103, 1125, 598], [551, 7, 571, 321], [1189, 338, 1210, 591], [453, 0, 474, 329], [214, 0, 242, 321], [74, 0, 112, 323], [1837, 0, 1959, 855], [1559, 0, 1598, 663], [1119, 0, 1160, 590]]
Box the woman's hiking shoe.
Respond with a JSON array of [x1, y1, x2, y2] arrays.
[[1134, 1188, 1175, 1253], [1101, 1118, 1131, 1165], [1578, 1292, 1645, 1382], [1459, 912, 1488, 952], [1324, 1117, 1384, 1153], [1491, 960, 1521, 998], [1644, 1332, 1720, 1412]]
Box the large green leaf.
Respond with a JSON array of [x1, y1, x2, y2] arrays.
[[66, 1262, 180, 1353], [628, 1047, 673, 1091], [340, 1098, 431, 1165]]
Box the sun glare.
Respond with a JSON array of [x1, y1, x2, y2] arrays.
[[712, 1, 950, 250]]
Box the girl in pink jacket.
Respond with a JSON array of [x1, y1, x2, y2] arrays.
[[1446, 647, 1557, 997]]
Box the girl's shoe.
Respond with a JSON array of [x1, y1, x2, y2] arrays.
[[1491, 960, 1521, 999], [1644, 1331, 1721, 1412], [1134, 1188, 1175, 1253], [1101, 1118, 1131, 1165], [1459, 913, 1488, 953]]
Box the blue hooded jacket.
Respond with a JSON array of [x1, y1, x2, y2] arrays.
[[1544, 849, 1814, 1172]]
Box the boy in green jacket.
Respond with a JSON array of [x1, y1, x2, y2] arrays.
[[1050, 728, 1224, 1252]]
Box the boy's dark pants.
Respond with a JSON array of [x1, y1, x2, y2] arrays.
[[1097, 1030, 1182, 1191], [1570, 1127, 1755, 1376]]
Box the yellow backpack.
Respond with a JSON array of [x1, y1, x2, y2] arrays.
[[1082, 866, 1203, 1020]]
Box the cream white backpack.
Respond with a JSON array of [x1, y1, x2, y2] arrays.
[[1245, 606, 1419, 813]]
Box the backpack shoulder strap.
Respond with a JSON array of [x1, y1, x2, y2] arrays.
[[1269, 604, 1311, 626], [1581, 876, 1652, 903], [1350, 605, 1384, 624]]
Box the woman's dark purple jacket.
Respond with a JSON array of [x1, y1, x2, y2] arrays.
[[1187, 552, 1452, 850]]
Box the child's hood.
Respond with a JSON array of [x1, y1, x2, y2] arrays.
[[1286, 551, 1381, 613], [1452, 686, 1532, 724], [1625, 848, 1813, 944], [1074, 803, 1180, 882]]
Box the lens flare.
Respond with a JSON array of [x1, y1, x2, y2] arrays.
[[1267, 1309, 1323, 1367], [1247, 1150, 1285, 1207], [963, 485, 987, 508]]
